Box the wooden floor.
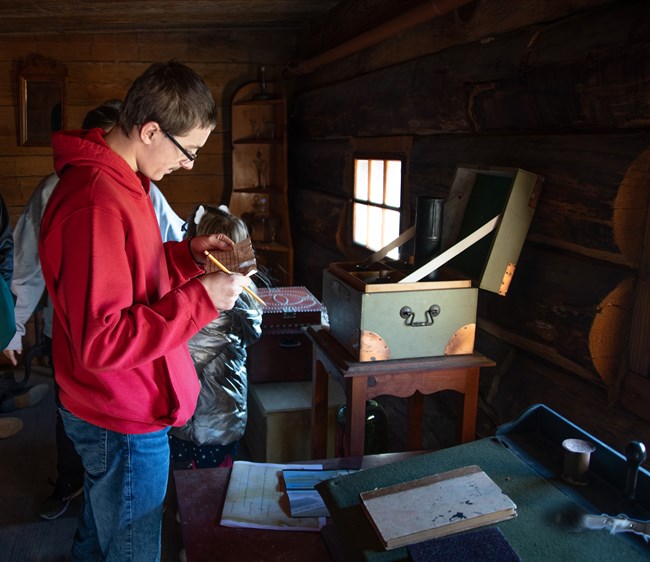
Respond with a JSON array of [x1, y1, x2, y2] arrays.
[[0, 366, 182, 562]]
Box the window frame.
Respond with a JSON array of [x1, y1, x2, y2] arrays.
[[348, 137, 412, 261], [352, 152, 407, 258]]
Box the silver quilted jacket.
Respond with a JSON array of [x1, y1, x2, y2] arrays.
[[169, 287, 263, 446]]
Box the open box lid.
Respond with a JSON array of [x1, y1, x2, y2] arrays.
[[329, 166, 543, 295]]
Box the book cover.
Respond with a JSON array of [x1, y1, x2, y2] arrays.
[[360, 465, 517, 550], [407, 527, 522, 562], [256, 286, 323, 328], [283, 468, 358, 518]]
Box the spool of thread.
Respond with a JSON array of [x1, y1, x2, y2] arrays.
[[561, 438, 596, 485], [413, 196, 444, 281]]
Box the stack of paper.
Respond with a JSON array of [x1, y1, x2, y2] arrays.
[[220, 461, 325, 531], [283, 468, 358, 518]]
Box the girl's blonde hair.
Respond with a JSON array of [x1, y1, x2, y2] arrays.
[[185, 204, 249, 243]]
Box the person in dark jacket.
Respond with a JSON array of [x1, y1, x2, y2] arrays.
[[0, 192, 13, 288], [0, 191, 15, 351], [169, 204, 263, 468], [0, 192, 23, 439]]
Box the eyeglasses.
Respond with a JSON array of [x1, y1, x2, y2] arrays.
[[163, 130, 198, 162]]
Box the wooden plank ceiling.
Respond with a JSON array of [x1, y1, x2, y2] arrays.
[[0, 0, 342, 34]]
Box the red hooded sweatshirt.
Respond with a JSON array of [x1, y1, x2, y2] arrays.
[[39, 129, 218, 434]]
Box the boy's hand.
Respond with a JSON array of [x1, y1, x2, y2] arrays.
[[198, 271, 250, 311], [189, 234, 234, 265]]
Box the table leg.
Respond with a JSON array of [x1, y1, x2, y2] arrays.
[[311, 357, 329, 459], [460, 367, 479, 443], [345, 377, 368, 457], [407, 392, 424, 450]]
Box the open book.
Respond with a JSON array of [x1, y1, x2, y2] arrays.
[[360, 465, 517, 550], [220, 461, 326, 532], [283, 468, 357, 518]]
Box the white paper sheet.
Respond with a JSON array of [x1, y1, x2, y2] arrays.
[[220, 460, 326, 532]]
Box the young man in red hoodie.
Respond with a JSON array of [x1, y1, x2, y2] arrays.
[[39, 61, 250, 562]]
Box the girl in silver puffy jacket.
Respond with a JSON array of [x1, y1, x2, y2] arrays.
[[169, 204, 264, 468]]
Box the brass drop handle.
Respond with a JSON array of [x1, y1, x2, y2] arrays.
[[400, 305, 441, 327]]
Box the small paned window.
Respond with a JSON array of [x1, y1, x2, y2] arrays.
[[353, 158, 403, 259]]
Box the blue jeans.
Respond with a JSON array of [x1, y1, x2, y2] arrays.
[[60, 407, 170, 562]]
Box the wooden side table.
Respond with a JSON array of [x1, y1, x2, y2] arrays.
[[307, 326, 496, 458]]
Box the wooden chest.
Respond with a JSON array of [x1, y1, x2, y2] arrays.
[[247, 286, 324, 383], [322, 166, 543, 362]]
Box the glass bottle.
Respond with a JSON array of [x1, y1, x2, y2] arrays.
[[336, 400, 388, 456]]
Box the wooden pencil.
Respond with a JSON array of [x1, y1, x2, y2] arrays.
[[203, 250, 266, 306]]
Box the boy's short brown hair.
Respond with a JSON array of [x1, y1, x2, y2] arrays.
[[118, 61, 217, 136]]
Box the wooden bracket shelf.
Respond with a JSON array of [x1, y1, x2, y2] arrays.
[[229, 79, 294, 286]]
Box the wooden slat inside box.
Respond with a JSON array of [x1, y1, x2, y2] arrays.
[[245, 379, 345, 463], [323, 166, 543, 361]]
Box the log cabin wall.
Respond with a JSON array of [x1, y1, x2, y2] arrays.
[[0, 28, 294, 358], [0, 30, 295, 229], [288, 0, 650, 454], [0, 0, 647, 459]]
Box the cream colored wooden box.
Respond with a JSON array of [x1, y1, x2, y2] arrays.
[[244, 380, 345, 463], [323, 166, 543, 362]]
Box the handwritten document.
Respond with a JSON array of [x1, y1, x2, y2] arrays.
[[220, 460, 326, 532]]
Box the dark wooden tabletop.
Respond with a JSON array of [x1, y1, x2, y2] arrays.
[[174, 451, 427, 562]]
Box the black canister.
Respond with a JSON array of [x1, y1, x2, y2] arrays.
[[413, 196, 444, 281]]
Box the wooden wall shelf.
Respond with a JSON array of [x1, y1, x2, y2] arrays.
[[229, 80, 293, 286]]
